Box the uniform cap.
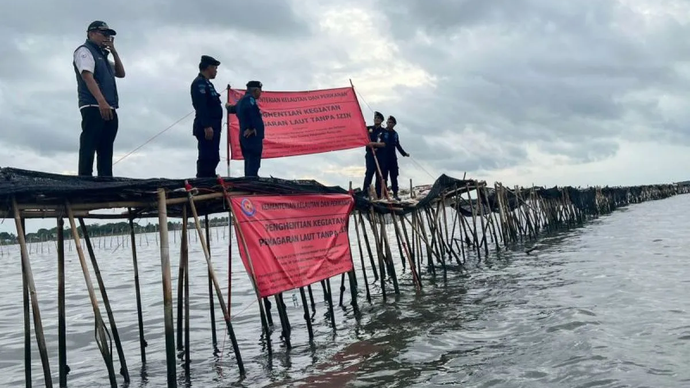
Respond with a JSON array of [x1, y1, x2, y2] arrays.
[[246, 80, 262, 88], [87, 21, 116, 36], [200, 55, 221, 67]]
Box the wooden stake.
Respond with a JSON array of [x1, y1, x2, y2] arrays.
[[155, 189, 177, 387], [57, 217, 68, 387], [128, 210, 147, 365], [65, 202, 116, 387], [78, 217, 130, 383], [186, 190, 245, 374]]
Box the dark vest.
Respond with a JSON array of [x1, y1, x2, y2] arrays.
[[73, 40, 119, 109], [366, 125, 383, 157]]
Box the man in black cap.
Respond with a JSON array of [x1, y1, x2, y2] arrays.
[[229, 81, 264, 177], [190, 55, 224, 178], [73, 20, 125, 177], [362, 111, 386, 198]]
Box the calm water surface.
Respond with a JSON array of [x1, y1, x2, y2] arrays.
[[1, 194, 689, 387]]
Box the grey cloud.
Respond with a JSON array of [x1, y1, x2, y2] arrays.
[[372, 0, 690, 169], [0, 0, 318, 159], [535, 139, 620, 164], [0, 0, 308, 39], [5, 0, 690, 183]]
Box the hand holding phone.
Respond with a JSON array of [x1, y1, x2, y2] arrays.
[[102, 36, 116, 52]]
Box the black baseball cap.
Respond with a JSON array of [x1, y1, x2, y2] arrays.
[[87, 21, 117, 36]]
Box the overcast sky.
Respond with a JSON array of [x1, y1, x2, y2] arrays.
[[2, 0, 690, 233]]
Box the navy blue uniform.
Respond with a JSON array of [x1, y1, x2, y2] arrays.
[[362, 125, 385, 197], [191, 73, 223, 178], [235, 93, 265, 177], [381, 129, 408, 198]]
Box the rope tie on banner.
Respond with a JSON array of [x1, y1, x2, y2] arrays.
[[183, 180, 194, 194], [217, 175, 234, 191]]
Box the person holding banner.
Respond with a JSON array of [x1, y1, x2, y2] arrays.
[[362, 111, 386, 198], [190, 55, 224, 178], [233, 80, 265, 177], [381, 115, 409, 201]]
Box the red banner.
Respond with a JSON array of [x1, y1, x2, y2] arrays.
[[230, 193, 355, 298], [227, 86, 369, 160]]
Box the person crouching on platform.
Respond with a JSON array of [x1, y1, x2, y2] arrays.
[[381, 115, 409, 201], [190, 55, 223, 178], [362, 111, 386, 198], [231, 81, 265, 177]]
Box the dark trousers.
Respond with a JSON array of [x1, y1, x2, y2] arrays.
[[363, 153, 385, 197], [240, 139, 263, 177], [382, 159, 399, 196], [195, 127, 222, 178], [78, 107, 119, 177]]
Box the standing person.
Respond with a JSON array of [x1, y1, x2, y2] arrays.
[[190, 55, 224, 178], [362, 111, 386, 198], [381, 115, 409, 200], [232, 81, 265, 177], [73, 21, 125, 177]]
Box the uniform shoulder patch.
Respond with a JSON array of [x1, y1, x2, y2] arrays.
[[249, 97, 255, 105], [198, 83, 206, 94]]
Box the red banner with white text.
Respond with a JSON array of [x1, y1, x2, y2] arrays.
[[227, 86, 369, 160], [230, 193, 355, 298]]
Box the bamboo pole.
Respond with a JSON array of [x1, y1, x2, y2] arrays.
[[20, 218, 32, 388], [374, 212, 400, 295], [299, 286, 314, 341], [78, 217, 130, 383], [65, 203, 116, 387], [128, 210, 147, 365], [360, 211, 386, 300], [177, 215, 186, 351], [352, 212, 371, 303], [475, 184, 489, 257], [390, 210, 421, 292], [181, 206, 191, 374], [185, 189, 245, 374], [452, 193, 467, 264], [57, 217, 68, 388], [275, 293, 293, 346], [205, 214, 218, 350], [321, 279, 337, 329], [356, 211, 379, 282], [155, 188, 177, 387]]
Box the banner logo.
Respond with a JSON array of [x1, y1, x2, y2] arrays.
[[240, 198, 256, 217]]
